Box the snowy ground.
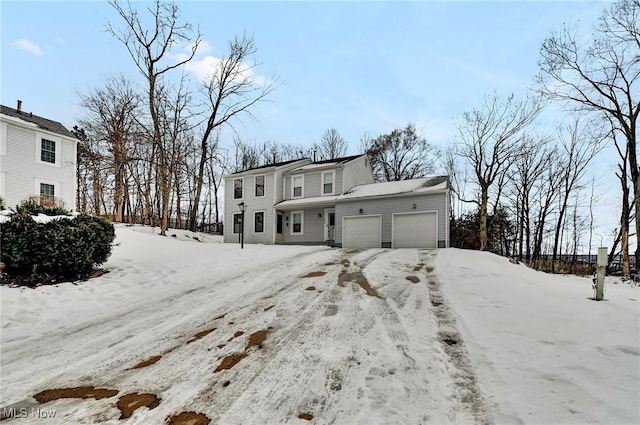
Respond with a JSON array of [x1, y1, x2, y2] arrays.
[[1, 225, 638, 424]]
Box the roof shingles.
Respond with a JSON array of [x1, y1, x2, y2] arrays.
[[1, 105, 75, 139]]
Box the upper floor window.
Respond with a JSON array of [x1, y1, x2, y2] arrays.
[[322, 171, 335, 195], [255, 175, 265, 197], [233, 178, 243, 199], [41, 139, 56, 164], [292, 175, 303, 198]]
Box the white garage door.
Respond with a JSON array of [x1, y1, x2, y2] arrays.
[[393, 212, 437, 248], [343, 215, 381, 249]]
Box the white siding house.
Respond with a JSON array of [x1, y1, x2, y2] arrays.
[[0, 103, 78, 211]]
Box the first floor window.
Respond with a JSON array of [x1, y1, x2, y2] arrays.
[[234, 178, 243, 199], [254, 211, 264, 233], [292, 211, 302, 234], [40, 183, 55, 200], [41, 139, 56, 164], [233, 213, 242, 234]]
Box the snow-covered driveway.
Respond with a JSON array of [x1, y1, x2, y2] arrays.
[[1, 227, 485, 424]]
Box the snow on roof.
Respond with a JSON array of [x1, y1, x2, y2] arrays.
[[276, 195, 339, 209], [286, 154, 364, 173], [337, 176, 449, 201]]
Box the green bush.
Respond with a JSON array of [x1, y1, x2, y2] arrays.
[[14, 196, 70, 216], [0, 213, 115, 280]]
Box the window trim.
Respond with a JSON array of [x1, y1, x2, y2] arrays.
[[233, 177, 244, 200], [232, 212, 243, 234], [254, 174, 266, 198], [290, 210, 304, 235], [321, 170, 336, 196], [0, 122, 7, 156], [254, 211, 265, 233], [35, 133, 60, 167], [291, 174, 304, 199], [34, 178, 60, 202]]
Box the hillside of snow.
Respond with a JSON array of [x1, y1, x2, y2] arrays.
[[1, 225, 638, 424]]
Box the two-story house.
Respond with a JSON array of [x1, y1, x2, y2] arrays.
[[0, 102, 78, 211], [223, 154, 450, 249]]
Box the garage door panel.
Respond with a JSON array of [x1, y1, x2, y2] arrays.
[[343, 216, 381, 249], [393, 212, 437, 248]]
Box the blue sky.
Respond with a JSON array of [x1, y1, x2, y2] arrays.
[[2, 0, 607, 150], [2, 0, 629, 251]]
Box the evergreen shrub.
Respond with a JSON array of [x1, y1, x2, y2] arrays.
[[0, 212, 115, 282]]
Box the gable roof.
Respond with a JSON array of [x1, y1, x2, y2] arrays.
[[1, 105, 75, 139], [337, 175, 449, 201], [226, 158, 311, 177], [287, 154, 366, 173]]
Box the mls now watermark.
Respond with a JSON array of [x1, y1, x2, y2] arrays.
[[3, 407, 57, 419]]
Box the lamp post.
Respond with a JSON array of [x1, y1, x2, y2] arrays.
[[238, 202, 247, 249]]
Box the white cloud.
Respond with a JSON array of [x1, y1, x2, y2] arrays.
[[170, 41, 269, 86], [12, 39, 44, 56], [55, 38, 65, 45]]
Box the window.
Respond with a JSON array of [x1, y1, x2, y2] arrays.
[[292, 175, 303, 198], [40, 183, 55, 200], [41, 139, 56, 164], [233, 213, 242, 234], [322, 171, 335, 195], [255, 175, 265, 197], [254, 211, 264, 233], [233, 178, 243, 199], [291, 211, 303, 234]]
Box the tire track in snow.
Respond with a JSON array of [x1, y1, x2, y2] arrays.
[[420, 249, 491, 425], [0, 248, 339, 422]]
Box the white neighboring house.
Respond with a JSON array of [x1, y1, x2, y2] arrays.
[[0, 102, 78, 211]]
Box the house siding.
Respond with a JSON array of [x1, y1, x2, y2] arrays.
[[335, 192, 449, 248], [223, 172, 276, 244], [281, 207, 326, 244], [284, 168, 343, 200], [342, 156, 375, 193], [0, 122, 76, 210]]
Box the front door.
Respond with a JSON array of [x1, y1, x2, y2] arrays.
[[276, 213, 284, 242], [324, 208, 335, 242]]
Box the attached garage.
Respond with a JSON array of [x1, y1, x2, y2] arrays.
[[392, 211, 438, 248], [342, 215, 381, 249]]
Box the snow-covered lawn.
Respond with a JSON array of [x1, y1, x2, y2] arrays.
[[1, 225, 638, 424]]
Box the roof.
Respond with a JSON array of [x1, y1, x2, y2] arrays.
[[274, 176, 449, 210], [1, 105, 75, 138], [337, 175, 449, 201], [287, 154, 365, 173], [275, 195, 340, 210], [226, 158, 311, 177]]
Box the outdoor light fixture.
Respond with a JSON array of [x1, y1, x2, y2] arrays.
[[412, 204, 417, 209], [238, 202, 247, 249], [318, 213, 322, 218], [359, 208, 363, 214]]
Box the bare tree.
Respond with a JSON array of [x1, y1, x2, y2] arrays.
[[318, 128, 348, 160], [454, 93, 544, 250], [364, 123, 437, 182], [538, 0, 640, 262], [189, 33, 278, 231], [550, 118, 605, 266], [107, 0, 200, 235], [78, 75, 142, 222]]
